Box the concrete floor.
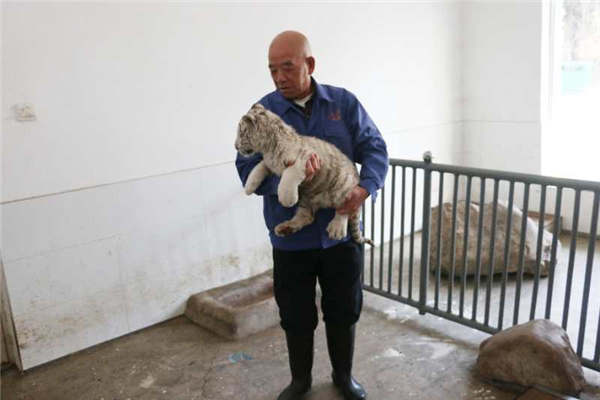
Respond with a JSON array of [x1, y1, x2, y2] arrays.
[[2, 290, 600, 400], [2, 233, 600, 400]]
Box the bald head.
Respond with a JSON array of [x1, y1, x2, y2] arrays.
[[268, 31, 315, 100], [269, 30, 312, 59]]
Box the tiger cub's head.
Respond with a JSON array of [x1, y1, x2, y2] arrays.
[[235, 103, 277, 157]]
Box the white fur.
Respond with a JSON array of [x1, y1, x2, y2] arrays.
[[277, 163, 306, 207], [245, 160, 270, 195]]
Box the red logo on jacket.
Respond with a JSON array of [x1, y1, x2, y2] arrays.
[[328, 109, 342, 121]]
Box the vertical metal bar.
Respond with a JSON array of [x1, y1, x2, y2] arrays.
[[361, 202, 366, 285], [594, 312, 600, 364], [379, 185, 385, 290], [513, 183, 530, 326], [388, 167, 396, 293], [370, 197, 375, 288], [472, 177, 486, 321], [530, 185, 547, 320], [435, 173, 444, 310], [562, 189, 581, 330], [447, 174, 460, 314], [498, 180, 515, 330], [576, 191, 599, 356], [409, 168, 417, 300], [419, 156, 433, 315], [484, 179, 499, 326], [460, 176, 472, 318], [398, 167, 406, 297], [545, 187, 562, 319]]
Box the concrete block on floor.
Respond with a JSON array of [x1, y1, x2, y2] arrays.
[[516, 388, 560, 400], [516, 387, 580, 400], [184, 270, 279, 340]]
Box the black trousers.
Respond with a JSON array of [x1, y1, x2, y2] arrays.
[[273, 240, 364, 333]]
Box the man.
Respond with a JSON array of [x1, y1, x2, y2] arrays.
[[235, 31, 388, 400]]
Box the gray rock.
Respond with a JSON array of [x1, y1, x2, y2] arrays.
[[429, 201, 559, 277], [476, 319, 586, 396]]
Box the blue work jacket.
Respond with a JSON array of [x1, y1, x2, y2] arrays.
[[235, 79, 388, 250]]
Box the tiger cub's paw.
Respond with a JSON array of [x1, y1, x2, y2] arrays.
[[274, 222, 297, 237], [326, 218, 348, 240], [277, 186, 299, 208], [244, 176, 261, 195]]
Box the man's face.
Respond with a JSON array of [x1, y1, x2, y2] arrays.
[[268, 50, 313, 100]]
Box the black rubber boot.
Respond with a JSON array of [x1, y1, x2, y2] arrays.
[[277, 330, 313, 400], [325, 323, 367, 400]]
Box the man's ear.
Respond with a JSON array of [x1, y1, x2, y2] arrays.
[[306, 56, 315, 75]]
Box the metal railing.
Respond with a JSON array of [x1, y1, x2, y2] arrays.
[[361, 154, 600, 372]]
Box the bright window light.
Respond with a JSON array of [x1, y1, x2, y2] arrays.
[[544, 1, 600, 181]]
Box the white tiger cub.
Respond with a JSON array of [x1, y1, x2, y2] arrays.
[[235, 103, 373, 246]]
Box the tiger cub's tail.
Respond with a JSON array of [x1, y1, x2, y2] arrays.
[[349, 210, 374, 246]]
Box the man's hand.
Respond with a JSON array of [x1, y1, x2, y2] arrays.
[[337, 186, 369, 215], [304, 153, 320, 183]]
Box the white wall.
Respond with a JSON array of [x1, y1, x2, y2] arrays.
[[461, 1, 543, 174], [460, 0, 545, 219], [2, 1, 462, 369]]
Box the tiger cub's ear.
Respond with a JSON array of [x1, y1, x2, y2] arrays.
[[242, 114, 256, 128], [251, 103, 265, 111]]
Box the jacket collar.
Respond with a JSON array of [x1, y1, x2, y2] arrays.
[[271, 77, 333, 113]]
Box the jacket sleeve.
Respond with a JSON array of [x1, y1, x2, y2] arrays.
[[344, 91, 389, 200], [235, 152, 279, 196]]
